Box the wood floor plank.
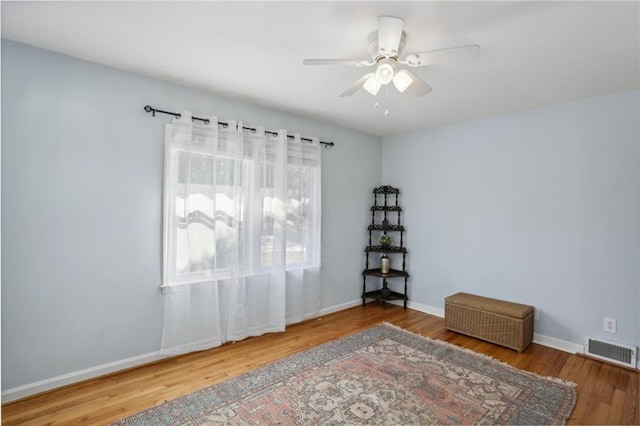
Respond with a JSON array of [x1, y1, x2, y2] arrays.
[[608, 388, 626, 425], [568, 359, 603, 423], [620, 369, 639, 425], [2, 304, 638, 425]]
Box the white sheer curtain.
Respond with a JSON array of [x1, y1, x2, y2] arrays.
[[285, 134, 322, 324], [160, 112, 321, 355]]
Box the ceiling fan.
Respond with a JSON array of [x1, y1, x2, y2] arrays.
[[303, 16, 480, 97]]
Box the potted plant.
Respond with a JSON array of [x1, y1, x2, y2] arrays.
[[379, 234, 393, 248]]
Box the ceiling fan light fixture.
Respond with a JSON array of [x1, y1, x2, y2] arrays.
[[392, 69, 414, 93], [363, 74, 381, 95], [302, 15, 480, 99], [375, 59, 395, 85]]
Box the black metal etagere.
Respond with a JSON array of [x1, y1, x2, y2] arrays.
[[362, 185, 409, 307]]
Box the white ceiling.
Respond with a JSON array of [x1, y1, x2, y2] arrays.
[[2, 1, 639, 137]]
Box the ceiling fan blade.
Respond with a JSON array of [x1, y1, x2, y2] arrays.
[[401, 44, 480, 67], [303, 59, 374, 67], [339, 73, 375, 97], [377, 16, 404, 57], [403, 70, 433, 97]]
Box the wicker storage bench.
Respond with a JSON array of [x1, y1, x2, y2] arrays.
[[445, 292, 534, 352]]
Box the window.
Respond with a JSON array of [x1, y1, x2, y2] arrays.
[[162, 121, 321, 287]]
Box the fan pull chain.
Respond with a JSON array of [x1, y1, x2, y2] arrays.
[[384, 84, 390, 116], [373, 85, 390, 117]]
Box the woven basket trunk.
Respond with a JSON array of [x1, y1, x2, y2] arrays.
[[445, 292, 534, 352]]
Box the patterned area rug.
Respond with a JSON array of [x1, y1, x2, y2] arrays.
[[113, 323, 576, 425]]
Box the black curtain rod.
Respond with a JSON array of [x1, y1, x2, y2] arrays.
[[144, 105, 334, 147]]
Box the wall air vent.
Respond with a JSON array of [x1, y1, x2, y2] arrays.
[[584, 334, 637, 369]]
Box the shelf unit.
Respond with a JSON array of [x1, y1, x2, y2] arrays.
[[362, 185, 409, 307]]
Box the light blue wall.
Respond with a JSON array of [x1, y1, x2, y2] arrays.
[[1, 39, 382, 391], [383, 91, 640, 348], [4, 37, 638, 393]]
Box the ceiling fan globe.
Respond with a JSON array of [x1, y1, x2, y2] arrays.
[[363, 74, 382, 95], [375, 59, 395, 85], [392, 69, 414, 93]]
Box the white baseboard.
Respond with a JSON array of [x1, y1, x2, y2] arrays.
[[399, 300, 586, 356], [385, 299, 443, 318], [2, 298, 620, 403], [319, 299, 362, 316], [405, 300, 445, 318], [2, 299, 364, 403], [1, 351, 167, 403], [367, 300, 638, 369], [369, 298, 445, 317], [532, 333, 584, 354]]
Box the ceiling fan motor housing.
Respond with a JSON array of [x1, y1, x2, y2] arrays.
[[368, 31, 406, 62]]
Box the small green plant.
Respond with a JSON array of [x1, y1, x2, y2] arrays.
[[379, 234, 393, 247]]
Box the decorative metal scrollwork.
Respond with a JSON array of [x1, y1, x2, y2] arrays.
[[370, 205, 402, 211], [368, 224, 405, 231], [364, 245, 406, 253], [373, 185, 400, 194]]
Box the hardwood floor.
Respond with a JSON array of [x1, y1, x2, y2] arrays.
[[3, 304, 638, 425]]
